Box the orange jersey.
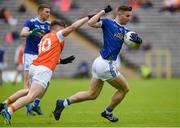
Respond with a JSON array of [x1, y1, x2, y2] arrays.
[[33, 32, 65, 71], [15, 45, 24, 64]]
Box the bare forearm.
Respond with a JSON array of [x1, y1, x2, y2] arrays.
[[71, 17, 89, 30], [88, 10, 105, 25], [62, 17, 89, 37]]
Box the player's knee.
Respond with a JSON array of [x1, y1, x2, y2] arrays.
[[88, 91, 98, 100], [24, 88, 29, 93], [27, 94, 36, 102], [124, 86, 130, 93], [120, 85, 129, 93]]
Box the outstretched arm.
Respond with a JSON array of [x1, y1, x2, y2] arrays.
[[61, 17, 89, 37], [88, 5, 112, 28]]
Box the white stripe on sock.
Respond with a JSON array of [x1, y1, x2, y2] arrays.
[[8, 107, 13, 115], [63, 99, 69, 107]]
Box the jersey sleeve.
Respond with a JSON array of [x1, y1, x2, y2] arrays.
[[100, 18, 109, 28], [56, 31, 65, 43], [24, 19, 32, 29]]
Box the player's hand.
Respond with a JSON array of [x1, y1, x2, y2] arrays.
[[104, 5, 112, 13], [30, 28, 45, 38], [59, 55, 75, 64], [130, 33, 142, 44]]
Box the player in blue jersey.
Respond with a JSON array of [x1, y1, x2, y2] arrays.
[[53, 5, 142, 122], [20, 4, 51, 115]]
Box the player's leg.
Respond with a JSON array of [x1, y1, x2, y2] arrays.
[[31, 82, 49, 115], [1, 81, 46, 122], [53, 77, 104, 120], [107, 73, 129, 108], [12, 68, 20, 85], [23, 70, 34, 115], [101, 73, 129, 122], [0, 88, 29, 113], [23, 70, 30, 88], [23, 54, 36, 115], [69, 78, 104, 102], [26, 54, 44, 115]]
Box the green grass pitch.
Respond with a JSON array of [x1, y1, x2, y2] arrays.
[[0, 78, 180, 127]]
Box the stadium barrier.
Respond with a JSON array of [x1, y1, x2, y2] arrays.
[[145, 50, 171, 79]]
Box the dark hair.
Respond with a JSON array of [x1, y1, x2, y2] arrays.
[[38, 4, 50, 12], [117, 5, 132, 12], [50, 20, 66, 29]]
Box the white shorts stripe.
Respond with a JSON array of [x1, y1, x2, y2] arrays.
[[23, 53, 38, 71]]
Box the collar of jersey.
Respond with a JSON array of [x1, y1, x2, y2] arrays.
[[36, 17, 47, 24], [113, 19, 124, 27]]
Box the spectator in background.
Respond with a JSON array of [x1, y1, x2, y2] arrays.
[[18, 4, 27, 13], [12, 42, 25, 85], [130, 13, 140, 24], [53, 0, 72, 12], [141, 0, 153, 9], [4, 30, 20, 43], [126, 0, 153, 10], [160, 0, 180, 13], [127, 0, 142, 10], [0, 47, 8, 85], [73, 61, 90, 78], [0, 7, 17, 26]]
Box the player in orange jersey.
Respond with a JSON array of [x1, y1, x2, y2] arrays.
[[0, 16, 89, 123], [12, 42, 25, 85]]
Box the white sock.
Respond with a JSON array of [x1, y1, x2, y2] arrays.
[[63, 99, 69, 107], [8, 107, 14, 115]]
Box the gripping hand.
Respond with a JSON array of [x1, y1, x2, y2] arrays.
[[30, 28, 45, 37], [60, 55, 75, 64], [130, 33, 142, 44], [104, 5, 112, 13]]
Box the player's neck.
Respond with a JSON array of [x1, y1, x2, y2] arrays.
[[114, 18, 122, 25], [114, 18, 125, 26], [38, 16, 46, 22]]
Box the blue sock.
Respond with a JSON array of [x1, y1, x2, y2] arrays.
[[105, 107, 113, 114], [67, 99, 71, 105], [33, 98, 41, 108], [63, 99, 71, 107], [26, 104, 31, 112]]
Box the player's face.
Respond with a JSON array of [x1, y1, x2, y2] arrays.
[[118, 11, 132, 25], [39, 8, 51, 21]]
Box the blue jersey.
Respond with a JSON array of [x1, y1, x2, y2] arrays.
[[0, 48, 4, 63], [100, 18, 129, 60], [24, 17, 50, 55]]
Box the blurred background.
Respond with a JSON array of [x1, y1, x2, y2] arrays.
[[0, 0, 180, 84]]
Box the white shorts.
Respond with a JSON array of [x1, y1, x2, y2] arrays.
[[92, 56, 120, 81], [23, 53, 38, 71], [29, 64, 53, 88]]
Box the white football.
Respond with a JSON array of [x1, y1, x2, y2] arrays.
[[124, 31, 140, 49]]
